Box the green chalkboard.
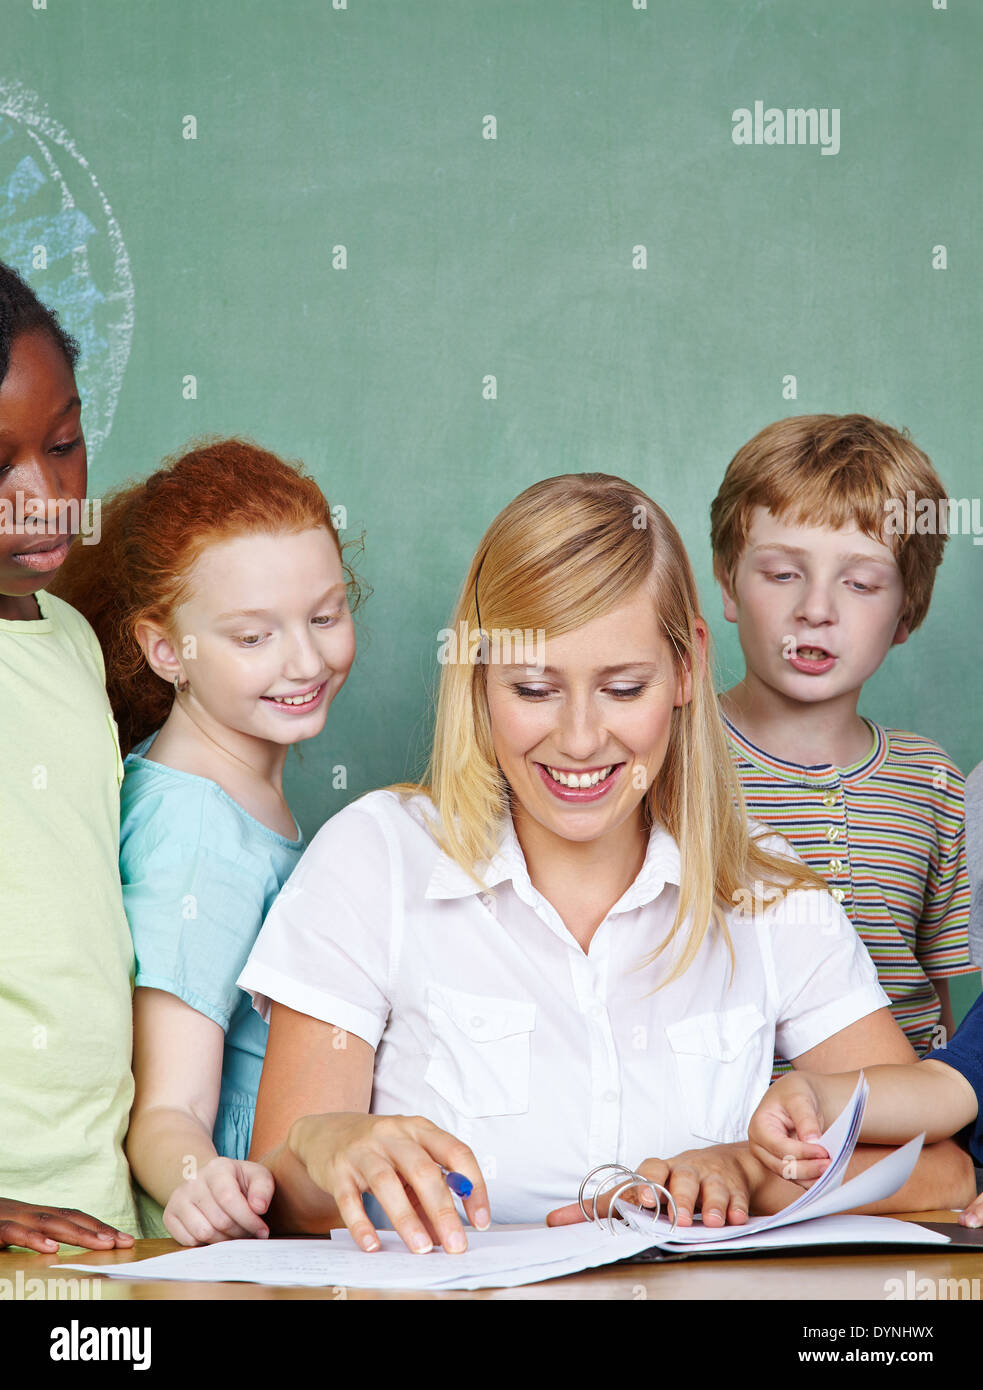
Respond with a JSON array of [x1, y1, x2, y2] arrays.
[[3, 0, 979, 1018]]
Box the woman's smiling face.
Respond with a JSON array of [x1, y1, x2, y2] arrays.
[[485, 585, 696, 846]]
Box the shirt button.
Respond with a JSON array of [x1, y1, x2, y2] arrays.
[[822, 790, 838, 807], [826, 826, 840, 842], [603, 1090, 617, 1103], [471, 1016, 484, 1028], [831, 887, 846, 903], [828, 858, 843, 874], [590, 1003, 604, 1018]]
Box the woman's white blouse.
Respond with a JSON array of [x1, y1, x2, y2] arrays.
[[237, 790, 889, 1224]]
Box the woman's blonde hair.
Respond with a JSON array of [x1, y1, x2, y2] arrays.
[[391, 473, 827, 985]]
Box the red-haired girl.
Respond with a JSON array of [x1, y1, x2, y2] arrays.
[[51, 438, 361, 1245]]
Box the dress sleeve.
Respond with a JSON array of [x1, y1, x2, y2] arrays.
[[237, 802, 394, 1048], [124, 838, 268, 1033]]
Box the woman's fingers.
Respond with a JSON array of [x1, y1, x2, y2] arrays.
[[366, 1146, 477, 1254], [402, 1180, 443, 1246], [304, 1115, 489, 1253], [407, 1123, 491, 1233], [665, 1165, 703, 1226], [544, 1201, 586, 1227], [332, 1178, 384, 1253], [697, 1174, 748, 1228]]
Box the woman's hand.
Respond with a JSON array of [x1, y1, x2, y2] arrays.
[[0, 1197, 135, 1253], [163, 1157, 274, 1246], [289, 1111, 490, 1254], [748, 1074, 834, 1186], [546, 1143, 765, 1229]]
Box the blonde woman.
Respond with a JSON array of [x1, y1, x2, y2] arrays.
[[238, 475, 973, 1254]]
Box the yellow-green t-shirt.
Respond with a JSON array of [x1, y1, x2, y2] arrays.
[[0, 587, 137, 1235]]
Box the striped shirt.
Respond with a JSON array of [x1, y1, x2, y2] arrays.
[[723, 712, 973, 1064]]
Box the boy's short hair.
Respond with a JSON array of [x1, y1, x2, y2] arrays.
[[709, 413, 949, 632], [0, 259, 80, 388]]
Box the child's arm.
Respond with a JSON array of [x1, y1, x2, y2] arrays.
[[127, 987, 272, 1245], [786, 1007, 976, 1214], [749, 1060, 980, 1183]]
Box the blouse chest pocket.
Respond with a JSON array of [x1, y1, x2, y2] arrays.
[[424, 985, 536, 1119], [664, 1004, 771, 1144]]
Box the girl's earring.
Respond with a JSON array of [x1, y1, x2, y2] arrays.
[[173, 674, 190, 694]]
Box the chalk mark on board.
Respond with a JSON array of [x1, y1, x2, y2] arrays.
[[0, 79, 134, 462]]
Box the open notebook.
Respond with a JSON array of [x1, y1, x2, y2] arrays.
[[65, 1077, 952, 1290]]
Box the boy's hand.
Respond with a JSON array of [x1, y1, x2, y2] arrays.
[[0, 1197, 136, 1253], [163, 1157, 274, 1246], [748, 1073, 833, 1185]]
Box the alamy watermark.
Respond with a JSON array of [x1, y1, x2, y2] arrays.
[[437, 621, 547, 668], [884, 491, 983, 544], [0, 1271, 102, 1299], [0, 493, 101, 543], [732, 102, 840, 156]]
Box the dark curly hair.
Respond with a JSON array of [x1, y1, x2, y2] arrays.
[[0, 259, 80, 387]]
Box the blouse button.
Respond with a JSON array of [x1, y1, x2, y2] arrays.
[[603, 1090, 617, 1103], [828, 858, 843, 874], [822, 790, 838, 807], [831, 887, 846, 903], [826, 826, 840, 842], [471, 1016, 484, 1029]]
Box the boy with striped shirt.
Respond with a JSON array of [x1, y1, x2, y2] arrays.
[[710, 414, 973, 1068]]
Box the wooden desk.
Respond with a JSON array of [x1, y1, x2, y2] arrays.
[[2, 1212, 982, 1299]]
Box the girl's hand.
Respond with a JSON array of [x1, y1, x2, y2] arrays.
[[163, 1157, 274, 1246], [0, 1197, 135, 1253], [748, 1074, 833, 1185], [545, 1143, 763, 1229], [289, 1111, 490, 1254]]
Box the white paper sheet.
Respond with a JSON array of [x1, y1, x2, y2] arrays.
[[64, 1223, 660, 1291]]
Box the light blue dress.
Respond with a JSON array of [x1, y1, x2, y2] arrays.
[[120, 733, 305, 1182]]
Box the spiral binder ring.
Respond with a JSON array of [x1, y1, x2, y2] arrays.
[[577, 1163, 678, 1238]]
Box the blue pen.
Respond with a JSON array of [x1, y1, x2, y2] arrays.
[[441, 1167, 473, 1199]]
